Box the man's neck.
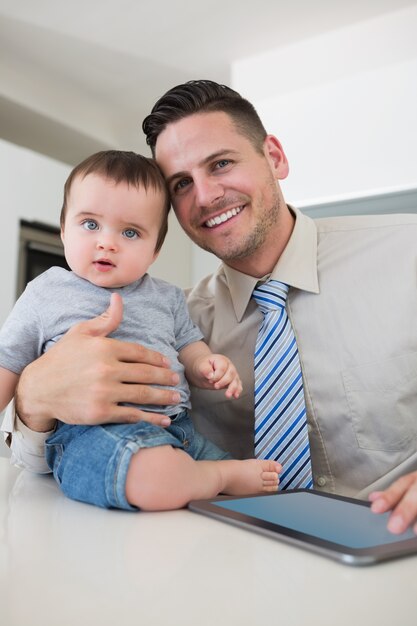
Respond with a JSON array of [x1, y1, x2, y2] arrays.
[[224, 206, 295, 278]]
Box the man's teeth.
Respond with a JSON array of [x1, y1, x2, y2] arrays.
[[205, 206, 242, 228]]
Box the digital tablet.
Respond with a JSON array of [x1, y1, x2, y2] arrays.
[[188, 490, 417, 566]]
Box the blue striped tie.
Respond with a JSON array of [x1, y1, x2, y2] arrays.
[[252, 280, 313, 490]]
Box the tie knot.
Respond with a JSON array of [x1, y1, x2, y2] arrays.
[[252, 280, 289, 313]]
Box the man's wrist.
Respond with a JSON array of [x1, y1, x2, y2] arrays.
[[15, 399, 56, 432], [15, 362, 57, 432], [15, 414, 56, 439], [15, 392, 56, 433]]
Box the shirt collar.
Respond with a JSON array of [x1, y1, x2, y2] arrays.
[[222, 206, 319, 322]]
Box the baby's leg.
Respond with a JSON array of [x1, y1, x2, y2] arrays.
[[126, 446, 281, 511]]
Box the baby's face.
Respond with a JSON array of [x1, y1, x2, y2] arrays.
[[61, 173, 165, 288]]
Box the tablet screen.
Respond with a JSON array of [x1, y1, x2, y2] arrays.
[[213, 491, 416, 548]]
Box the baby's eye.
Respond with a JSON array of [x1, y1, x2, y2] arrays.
[[123, 229, 139, 239], [82, 220, 98, 231]]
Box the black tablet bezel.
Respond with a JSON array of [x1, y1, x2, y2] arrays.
[[188, 490, 417, 566]]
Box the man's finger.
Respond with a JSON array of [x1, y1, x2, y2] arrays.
[[68, 292, 123, 338], [112, 342, 172, 368], [113, 381, 180, 406], [106, 406, 173, 427], [370, 473, 417, 533], [118, 362, 179, 387], [386, 477, 417, 534]]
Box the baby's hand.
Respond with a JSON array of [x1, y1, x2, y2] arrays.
[[195, 354, 242, 399]]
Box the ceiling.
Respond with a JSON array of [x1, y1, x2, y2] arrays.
[[1, 0, 416, 164]]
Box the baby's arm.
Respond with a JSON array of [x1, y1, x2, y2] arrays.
[[179, 341, 242, 399], [0, 367, 19, 414]]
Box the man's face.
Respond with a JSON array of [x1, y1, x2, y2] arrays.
[[154, 111, 289, 267]]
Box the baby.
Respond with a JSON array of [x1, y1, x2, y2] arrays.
[[0, 151, 280, 510]]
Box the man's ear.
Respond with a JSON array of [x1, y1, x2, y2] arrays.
[[263, 135, 289, 180], [60, 228, 65, 245]]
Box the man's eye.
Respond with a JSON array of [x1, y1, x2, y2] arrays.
[[82, 220, 98, 231], [215, 159, 230, 169], [123, 229, 139, 239], [174, 178, 191, 193]]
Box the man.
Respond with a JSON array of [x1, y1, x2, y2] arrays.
[[3, 80, 417, 530]]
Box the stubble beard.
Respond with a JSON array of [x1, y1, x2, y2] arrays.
[[195, 183, 283, 263]]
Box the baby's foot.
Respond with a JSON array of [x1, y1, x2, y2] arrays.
[[219, 459, 281, 496]]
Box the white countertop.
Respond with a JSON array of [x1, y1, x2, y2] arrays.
[[1, 457, 416, 626]]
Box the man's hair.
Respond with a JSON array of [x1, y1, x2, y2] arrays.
[[142, 80, 267, 156], [61, 150, 170, 253]]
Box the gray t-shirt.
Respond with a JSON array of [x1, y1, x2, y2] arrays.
[[0, 267, 203, 416]]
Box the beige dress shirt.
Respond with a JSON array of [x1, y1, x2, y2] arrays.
[[3, 207, 417, 498], [187, 207, 417, 498]]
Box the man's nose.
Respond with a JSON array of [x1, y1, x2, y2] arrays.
[[194, 176, 224, 208]]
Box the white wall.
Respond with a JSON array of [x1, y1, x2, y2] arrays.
[[0, 140, 69, 456], [3, 7, 417, 307], [231, 5, 417, 207], [0, 139, 71, 324], [191, 6, 417, 278]]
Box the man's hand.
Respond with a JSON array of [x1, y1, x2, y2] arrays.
[[369, 471, 417, 534], [16, 293, 180, 432]]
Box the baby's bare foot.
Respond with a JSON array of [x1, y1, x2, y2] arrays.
[[219, 459, 281, 496]]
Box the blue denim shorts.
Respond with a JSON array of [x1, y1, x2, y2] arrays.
[[45, 411, 230, 510]]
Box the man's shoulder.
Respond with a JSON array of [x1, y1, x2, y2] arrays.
[[185, 268, 225, 303], [313, 212, 417, 234], [184, 268, 227, 330]]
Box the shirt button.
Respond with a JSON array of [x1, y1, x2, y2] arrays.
[[317, 476, 327, 487]]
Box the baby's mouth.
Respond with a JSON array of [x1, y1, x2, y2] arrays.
[[94, 259, 115, 267]]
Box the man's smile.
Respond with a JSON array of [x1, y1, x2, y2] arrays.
[[204, 205, 243, 228]]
